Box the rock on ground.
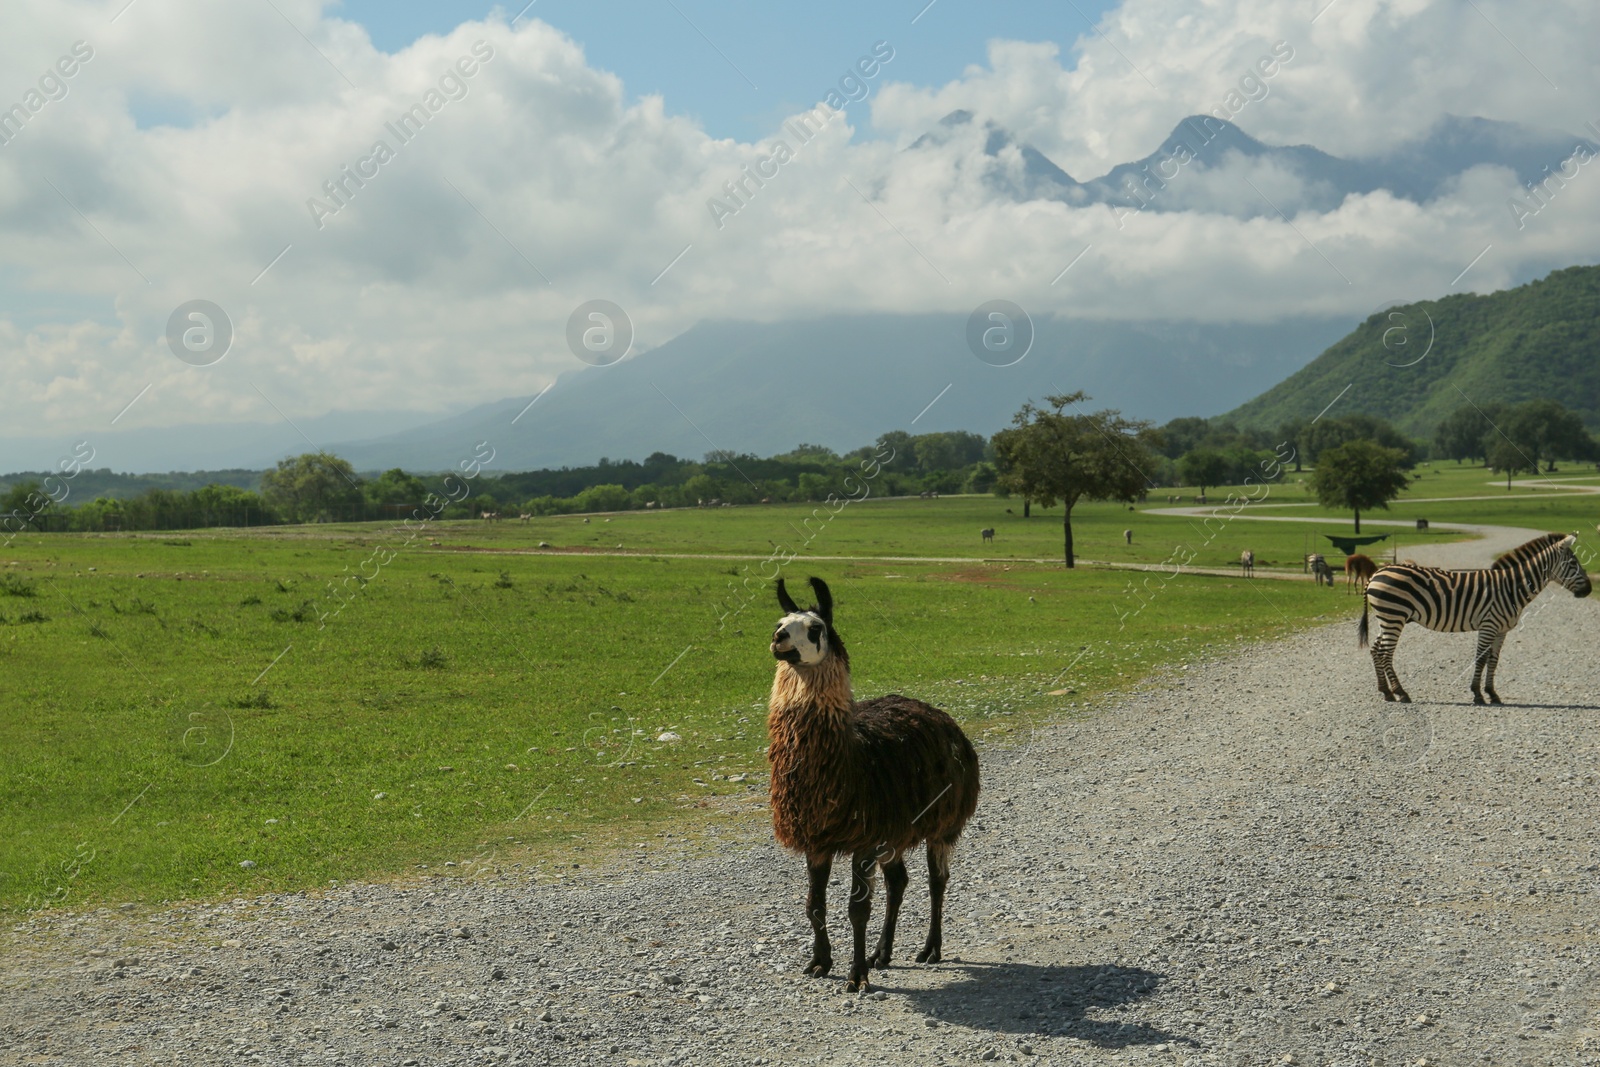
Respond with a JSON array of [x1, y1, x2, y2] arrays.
[[4, 525, 1598, 1066]]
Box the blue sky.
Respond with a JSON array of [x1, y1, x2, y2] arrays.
[[333, 0, 1123, 142]]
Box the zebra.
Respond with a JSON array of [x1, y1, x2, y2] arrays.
[[1240, 550, 1254, 577], [980, 528, 994, 544], [1359, 533, 1592, 704], [1307, 553, 1334, 586]]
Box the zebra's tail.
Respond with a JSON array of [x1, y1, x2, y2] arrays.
[[1357, 595, 1370, 649]]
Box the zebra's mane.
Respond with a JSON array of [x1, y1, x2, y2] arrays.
[[1491, 532, 1567, 570]]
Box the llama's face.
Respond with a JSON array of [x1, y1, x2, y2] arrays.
[[771, 611, 829, 666]]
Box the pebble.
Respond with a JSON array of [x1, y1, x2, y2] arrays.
[[6, 525, 1595, 1067]]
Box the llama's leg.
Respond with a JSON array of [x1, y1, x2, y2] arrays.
[[1484, 631, 1507, 705], [868, 857, 909, 969], [1469, 630, 1493, 705], [916, 843, 952, 964], [846, 849, 876, 992], [803, 852, 833, 977]]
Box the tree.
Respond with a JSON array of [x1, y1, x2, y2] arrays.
[[1433, 405, 1493, 463], [365, 468, 428, 507], [1274, 417, 1308, 471], [992, 392, 1160, 568], [260, 453, 363, 523], [1504, 399, 1595, 471], [1177, 449, 1231, 497], [1308, 440, 1411, 532], [1486, 437, 1534, 490], [1301, 414, 1419, 466]]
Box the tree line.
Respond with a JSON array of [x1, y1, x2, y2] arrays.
[[3, 397, 1591, 546]]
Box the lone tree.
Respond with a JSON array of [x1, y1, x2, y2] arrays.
[[1308, 439, 1410, 532], [260, 453, 363, 523], [1177, 449, 1231, 498], [1486, 437, 1534, 490], [992, 391, 1160, 568]]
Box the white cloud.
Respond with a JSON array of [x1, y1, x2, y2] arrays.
[[0, 0, 1596, 444]]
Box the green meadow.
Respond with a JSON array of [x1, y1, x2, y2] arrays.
[[0, 474, 1567, 914]]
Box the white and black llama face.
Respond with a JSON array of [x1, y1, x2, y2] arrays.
[[771, 611, 830, 665], [771, 577, 838, 666]]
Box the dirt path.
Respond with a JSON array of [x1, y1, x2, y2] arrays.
[[5, 526, 1598, 1066]]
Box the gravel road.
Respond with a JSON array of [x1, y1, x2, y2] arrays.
[[6, 523, 1600, 1067]]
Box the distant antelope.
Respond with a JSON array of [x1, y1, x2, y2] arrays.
[[518, 513, 531, 523], [1344, 553, 1377, 593], [1240, 550, 1254, 577], [981, 528, 994, 544], [481, 511, 501, 522]]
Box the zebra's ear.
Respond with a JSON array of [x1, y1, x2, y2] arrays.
[[1562, 534, 1578, 548], [809, 577, 834, 626], [776, 578, 800, 615]]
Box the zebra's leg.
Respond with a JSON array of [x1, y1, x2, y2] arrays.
[[1374, 624, 1410, 702], [1484, 631, 1508, 705], [1470, 630, 1494, 705]]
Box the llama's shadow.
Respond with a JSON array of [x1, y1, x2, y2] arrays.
[[891, 960, 1190, 1049]]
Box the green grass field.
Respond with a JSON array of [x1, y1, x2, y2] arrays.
[[0, 470, 1584, 915]]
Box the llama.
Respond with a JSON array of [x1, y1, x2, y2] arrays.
[[1307, 553, 1334, 587], [981, 528, 995, 544], [1344, 553, 1377, 593], [767, 577, 979, 992], [1240, 550, 1254, 577]]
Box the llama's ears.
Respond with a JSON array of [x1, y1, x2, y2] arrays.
[[776, 578, 800, 615], [809, 577, 833, 625]]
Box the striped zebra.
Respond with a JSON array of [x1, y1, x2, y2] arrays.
[[1359, 533, 1592, 704]]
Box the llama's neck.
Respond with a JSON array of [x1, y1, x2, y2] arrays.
[[768, 655, 854, 723]]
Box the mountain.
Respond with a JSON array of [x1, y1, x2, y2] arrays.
[[328, 313, 1356, 472], [1224, 265, 1600, 434], [915, 112, 1597, 219]]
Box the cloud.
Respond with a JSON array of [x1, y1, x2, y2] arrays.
[[0, 0, 1597, 445]]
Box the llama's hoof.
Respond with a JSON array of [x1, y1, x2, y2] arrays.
[[846, 965, 872, 993], [915, 944, 942, 964], [803, 956, 832, 978], [867, 946, 892, 969]]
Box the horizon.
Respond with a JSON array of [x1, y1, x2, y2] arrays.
[[4, 1, 1598, 474]]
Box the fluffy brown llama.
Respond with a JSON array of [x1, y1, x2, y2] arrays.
[[766, 577, 979, 993], [1344, 553, 1377, 593]]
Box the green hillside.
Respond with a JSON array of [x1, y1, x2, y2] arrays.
[[1226, 264, 1600, 434]]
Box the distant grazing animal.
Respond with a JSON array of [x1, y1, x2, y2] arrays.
[[767, 577, 980, 992], [1344, 553, 1377, 593], [1123, 529, 1133, 545], [518, 513, 531, 523], [1360, 533, 1591, 704], [981, 528, 994, 544], [1307, 554, 1334, 586], [1240, 550, 1254, 577], [480, 511, 500, 522]]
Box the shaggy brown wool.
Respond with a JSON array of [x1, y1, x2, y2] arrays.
[[767, 663, 979, 857]]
